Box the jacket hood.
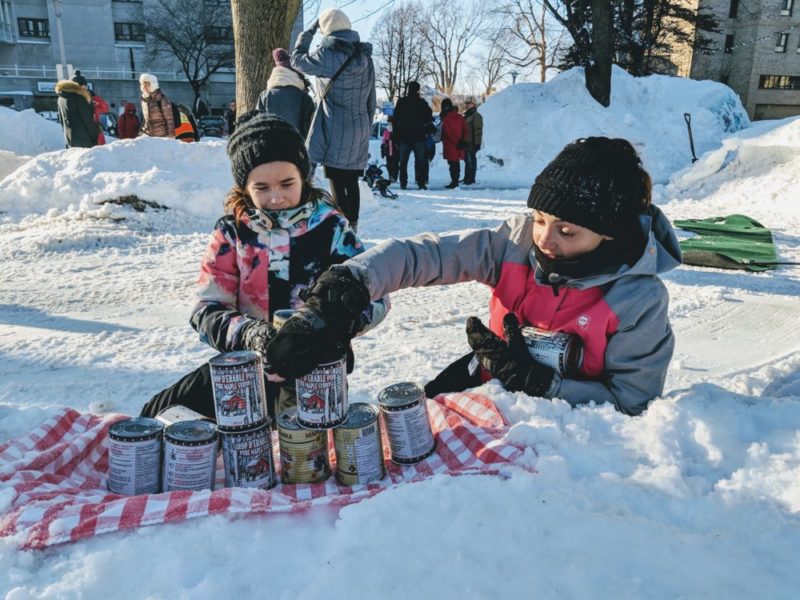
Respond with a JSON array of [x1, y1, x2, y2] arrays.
[[532, 204, 682, 289], [267, 66, 306, 91], [55, 80, 92, 103], [322, 30, 372, 57], [124, 102, 137, 113]]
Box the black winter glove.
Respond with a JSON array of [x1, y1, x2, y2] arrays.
[[240, 319, 277, 357], [465, 313, 555, 398], [266, 268, 370, 379]]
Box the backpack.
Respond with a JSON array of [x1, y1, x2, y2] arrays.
[[172, 103, 199, 142], [425, 117, 442, 144]]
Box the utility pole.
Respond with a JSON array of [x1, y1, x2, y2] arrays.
[[51, 0, 69, 79]]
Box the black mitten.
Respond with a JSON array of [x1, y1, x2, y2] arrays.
[[240, 320, 277, 356], [302, 268, 371, 340], [465, 314, 555, 397], [266, 268, 369, 379]]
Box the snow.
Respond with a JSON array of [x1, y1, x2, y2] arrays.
[[0, 108, 64, 157], [2, 69, 800, 599]]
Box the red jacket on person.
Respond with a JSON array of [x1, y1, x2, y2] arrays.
[[92, 94, 110, 145], [441, 109, 468, 161], [117, 103, 140, 139]]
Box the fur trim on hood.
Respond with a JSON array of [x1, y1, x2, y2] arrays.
[[55, 80, 92, 103], [267, 66, 306, 91]]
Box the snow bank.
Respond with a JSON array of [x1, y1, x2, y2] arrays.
[[0, 150, 32, 182], [479, 66, 749, 187], [0, 107, 65, 155], [0, 137, 231, 221]]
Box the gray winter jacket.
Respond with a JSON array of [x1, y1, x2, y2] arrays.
[[341, 205, 682, 416], [256, 86, 316, 139], [292, 27, 376, 170]]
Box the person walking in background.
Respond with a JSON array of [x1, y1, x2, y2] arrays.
[[440, 98, 468, 189], [139, 73, 175, 138], [256, 48, 315, 139], [117, 102, 140, 139], [381, 116, 399, 182], [224, 99, 237, 136], [292, 8, 375, 232], [54, 74, 97, 148], [393, 81, 433, 190], [462, 98, 483, 185]]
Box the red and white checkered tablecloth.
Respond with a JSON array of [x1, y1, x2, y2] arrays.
[[0, 393, 529, 549]]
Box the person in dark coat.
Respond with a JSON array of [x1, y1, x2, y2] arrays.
[[55, 78, 97, 148], [440, 98, 468, 189], [292, 8, 376, 232], [462, 98, 484, 185], [256, 48, 315, 139], [117, 102, 140, 139], [392, 81, 433, 190], [224, 100, 236, 136]]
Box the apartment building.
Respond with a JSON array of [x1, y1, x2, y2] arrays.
[[689, 0, 800, 119], [0, 1, 301, 114]]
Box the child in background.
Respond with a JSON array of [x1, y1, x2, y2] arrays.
[[140, 113, 387, 422], [266, 137, 682, 416], [440, 98, 468, 189]]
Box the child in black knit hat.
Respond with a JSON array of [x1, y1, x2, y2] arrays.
[[140, 112, 387, 423], [266, 136, 682, 416]]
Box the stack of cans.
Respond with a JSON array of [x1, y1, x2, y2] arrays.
[[210, 351, 277, 490]]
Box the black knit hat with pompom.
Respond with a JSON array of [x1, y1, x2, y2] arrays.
[[527, 137, 648, 238], [227, 111, 311, 188]]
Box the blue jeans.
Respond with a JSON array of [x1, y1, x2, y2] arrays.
[[464, 150, 477, 183], [397, 141, 428, 187]]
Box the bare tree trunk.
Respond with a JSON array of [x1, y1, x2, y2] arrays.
[[231, 0, 302, 112], [585, 0, 613, 107]]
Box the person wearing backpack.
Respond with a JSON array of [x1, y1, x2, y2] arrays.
[[139, 73, 175, 138], [291, 9, 376, 232], [440, 98, 468, 189], [256, 48, 315, 139]]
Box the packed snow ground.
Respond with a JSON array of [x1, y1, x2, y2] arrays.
[[1, 72, 800, 599]]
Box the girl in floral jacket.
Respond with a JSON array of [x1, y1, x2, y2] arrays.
[[140, 113, 387, 421]]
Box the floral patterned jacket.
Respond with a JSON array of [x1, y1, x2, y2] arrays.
[[191, 198, 388, 351]]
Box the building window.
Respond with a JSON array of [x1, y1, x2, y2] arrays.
[[18, 17, 49, 38], [775, 32, 788, 52], [781, 0, 793, 16], [114, 22, 145, 42], [204, 26, 232, 43], [724, 35, 734, 53], [728, 0, 739, 18], [758, 75, 800, 90]]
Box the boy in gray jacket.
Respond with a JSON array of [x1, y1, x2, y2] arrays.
[[266, 138, 682, 416]]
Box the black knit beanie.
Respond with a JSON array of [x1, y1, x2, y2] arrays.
[[527, 137, 648, 238], [227, 111, 311, 188]]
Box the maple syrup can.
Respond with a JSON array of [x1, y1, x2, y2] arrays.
[[220, 421, 277, 490], [108, 417, 163, 495], [209, 351, 269, 430], [155, 405, 213, 427], [277, 408, 331, 484], [272, 309, 296, 330], [162, 420, 218, 492], [520, 326, 583, 377], [377, 382, 436, 465], [295, 356, 348, 429], [333, 403, 385, 486]]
